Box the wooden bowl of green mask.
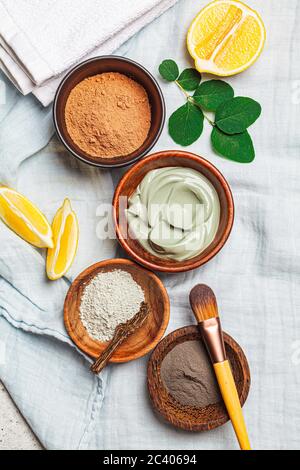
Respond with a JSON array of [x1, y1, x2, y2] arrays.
[[113, 150, 234, 273]]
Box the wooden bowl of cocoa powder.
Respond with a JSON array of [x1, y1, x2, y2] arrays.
[[53, 56, 165, 168]]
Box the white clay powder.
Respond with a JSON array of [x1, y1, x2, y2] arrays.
[[79, 269, 145, 342]]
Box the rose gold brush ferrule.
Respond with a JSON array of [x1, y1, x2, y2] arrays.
[[198, 317, 226, 364]]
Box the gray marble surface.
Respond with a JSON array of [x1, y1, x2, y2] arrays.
[[0, 383, 42, 450]]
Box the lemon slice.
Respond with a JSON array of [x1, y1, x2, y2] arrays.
[[0, 185, 53, 248], [187, 0, 266, 76], [46, 198, 79, 281]]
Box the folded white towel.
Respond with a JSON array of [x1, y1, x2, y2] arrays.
[[0, 0, 177, 106]]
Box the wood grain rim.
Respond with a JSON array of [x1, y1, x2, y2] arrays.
[[147, 326, 251, 432], [64, 258, 170, 362], [113, 150, 234, 273]]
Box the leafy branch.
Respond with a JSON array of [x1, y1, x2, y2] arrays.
[[159, 59, 262, 163]]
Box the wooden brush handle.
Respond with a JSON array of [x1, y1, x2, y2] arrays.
[[91, 327, 126, 374], [214, 360, 251, 450]]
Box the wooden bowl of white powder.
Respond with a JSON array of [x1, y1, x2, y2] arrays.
[[64, 258, 170, 362]]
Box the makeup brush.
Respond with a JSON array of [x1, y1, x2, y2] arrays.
[[190, 284, 251, 451]]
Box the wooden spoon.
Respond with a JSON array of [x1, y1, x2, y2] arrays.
[[91, 302, 149, 374]]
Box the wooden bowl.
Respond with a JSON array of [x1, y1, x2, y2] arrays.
[[113, 151, 234, 273], [147, 326, 250, 432], [53, 56, 165, 168], [64, 259, 170, 362]]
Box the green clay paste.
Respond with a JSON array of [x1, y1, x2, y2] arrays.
[[127, 167, 220, 261]]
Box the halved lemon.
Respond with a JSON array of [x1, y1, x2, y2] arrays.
[[46, 198, 79, 281], [187, 0, 266, 76], [0, 185, 53, 248]]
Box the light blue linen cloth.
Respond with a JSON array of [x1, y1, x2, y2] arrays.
[[0, 0, 300, 450]]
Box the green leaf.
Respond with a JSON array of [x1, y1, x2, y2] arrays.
[[215, 97, 262, 134], [193, 80, 234, 112], [169, 102, 204, 146], [211, 127, 255, 163], [177, 68, 201, 91], [159, 59, 179, 82]]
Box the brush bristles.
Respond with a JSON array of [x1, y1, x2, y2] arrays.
[[189, 284, 219, 322]]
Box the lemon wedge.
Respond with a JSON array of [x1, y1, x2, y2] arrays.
[[0, 185, 53, 248], [187, 0, 266, 76], [46, 198, 79, 281]]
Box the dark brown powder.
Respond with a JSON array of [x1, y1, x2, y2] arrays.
[[161, 340, 221, 408], [65, 72, 151, 158]]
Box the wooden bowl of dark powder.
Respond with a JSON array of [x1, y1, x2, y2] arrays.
[[147, 326, 250, 432]]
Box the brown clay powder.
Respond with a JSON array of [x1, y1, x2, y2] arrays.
[[161, 340, 221, 408], [65, 72, 151, 158]]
